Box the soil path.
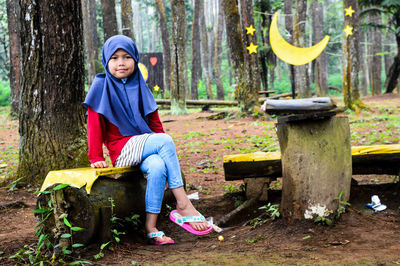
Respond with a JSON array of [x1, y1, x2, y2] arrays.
[[0, 94, 399, 264]]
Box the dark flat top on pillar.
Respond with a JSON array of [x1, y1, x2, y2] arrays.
[[277, 110, 339, 123]]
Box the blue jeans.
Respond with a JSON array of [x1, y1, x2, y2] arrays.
[[140, 133, 183, 213]]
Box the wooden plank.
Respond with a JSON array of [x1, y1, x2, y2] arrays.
[[223, 144, 400, 181], [258, 90, 278, 94], [276, 110, 338, 123], [261, 97, 336, 114]]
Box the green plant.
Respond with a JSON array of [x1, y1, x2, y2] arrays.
[[58, 217, 85, 255], [9, 184, 90, 265], [108, 197, 126, 243], [259, 203, 280, 220], [314, 216, 333, 226], [333, 190, 351, 220], [94, 242, 111, 260]]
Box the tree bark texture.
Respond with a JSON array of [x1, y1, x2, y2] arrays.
[[223, 0, 249, 113], [101, 0, 118, 41], [256, 0, 276, 93], [383, 32, 393, 76], [82, 0, 97, 87], [284, 0, 294, 91], [190, 0, 202, 100], [214, 0, 225, 100], [238, 0, 261, 114], [89, 0, 98, 60], [199, 0, 214, 99], [359, 29, 369, 96], [36, 173, 176, 245], [170, 0, 187, 115], [311, 0, 328, 96], [293, 0, 311, 98], [276, 116, 352, 221], [384, 34, 400, 93], [6, 0, 22, 118], [369, 11, 382, 95], [120, 0, 135, 41], [18, 0, 88, 185], [154, 0, 171, 96], [342, 0, 361, 109]]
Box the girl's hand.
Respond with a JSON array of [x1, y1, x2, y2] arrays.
[[91, 161, 109, 168]]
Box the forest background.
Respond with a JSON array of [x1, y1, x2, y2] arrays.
[[0, 0, 399, 264], [0, 0, 398, 108]]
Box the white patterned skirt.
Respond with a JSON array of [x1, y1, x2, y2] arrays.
[[114, 133, 151, 167]]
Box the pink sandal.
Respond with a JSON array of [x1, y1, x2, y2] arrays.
[[147, 231, 175, 245], [169, 210, 213, 235]]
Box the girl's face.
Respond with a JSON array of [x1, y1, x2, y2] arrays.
[[108, 49, 135, 79]]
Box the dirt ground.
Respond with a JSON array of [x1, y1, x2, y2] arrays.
[[0, 94, 400, 265]]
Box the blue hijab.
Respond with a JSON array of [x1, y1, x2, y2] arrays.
[[83, 35, 157, 136]]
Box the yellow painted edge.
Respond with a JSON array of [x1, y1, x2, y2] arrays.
[[40, 167, 136, 194], [223, 144, 400, 163]]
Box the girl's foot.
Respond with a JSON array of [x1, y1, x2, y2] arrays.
[[176, 199, 210, 232], [147, 228, 174, 244]]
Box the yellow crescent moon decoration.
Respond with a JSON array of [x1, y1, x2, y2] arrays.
[[138, 62, 148, 81], [269, 12, 330, 66]]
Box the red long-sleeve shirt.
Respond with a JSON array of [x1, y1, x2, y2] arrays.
[[87, 107, 164, 165]]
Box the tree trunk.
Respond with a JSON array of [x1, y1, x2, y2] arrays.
[[214, 0, 225, 100], [199, 0, 213, 99], [222, 0, 246, 110], [239, 0, 261, 94], [383, 31, 392, 76], [89, 0, 98, 61], [6, 0, 22, 118], [101, 0, 118, 41], [37, 172, 178, 245], [170, 0, 187, 115], [154, 0, 171, 96], [370, 11, 382, 95], [190, 0, 202, 100], [342, 0, 362, 109], [359, 26, 369, 96], [256, 0, 274, 92], [237, 0, 260, 114], [311, 0, 328, 96], [120, 0, 135, 40], [284, 0, 294, 93], [384, 35, 400, 93], [82, 0, 97, 87], [18, 0, 88, 186], [134, 1, 143, 51], [293, 0, 311, 98], [277, 116, 352, 221]]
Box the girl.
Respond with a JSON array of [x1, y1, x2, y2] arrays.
[[83, 35, 212, 245]]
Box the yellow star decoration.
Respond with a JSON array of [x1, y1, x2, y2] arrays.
[[246, 25, 256, 35], [246, 42, 258, 54], [153, 85, 160, 92], [344, 25, 353, 36], [345, 6, 355, 17]]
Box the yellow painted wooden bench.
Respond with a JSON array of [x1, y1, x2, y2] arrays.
[[223, 144, 400, 181]]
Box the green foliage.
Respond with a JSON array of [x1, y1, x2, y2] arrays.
[[250, 203, 280, 229], [0, 80, 10, 107], [259, 203, 280, 221], [314, 216, 333, 226], [9, 185, 91, 265], [333, 190, 351, 220], [93, 242, 111, 260]]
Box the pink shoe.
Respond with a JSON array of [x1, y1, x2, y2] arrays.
[[169, 210, 213, 235], [147, 231, 175, 245]]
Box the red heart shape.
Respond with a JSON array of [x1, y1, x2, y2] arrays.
[[150, 57, 158, 66]]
